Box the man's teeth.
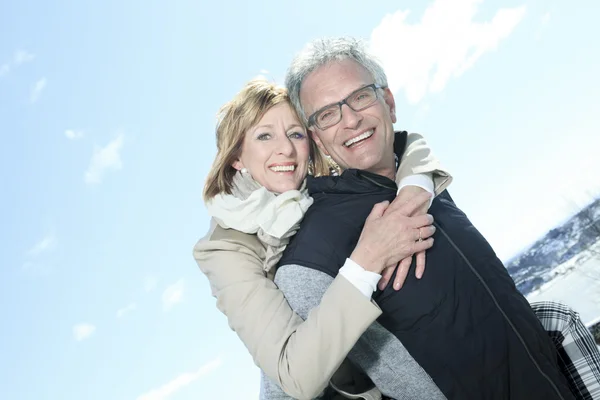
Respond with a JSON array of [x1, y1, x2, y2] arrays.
[[270, 165, 296, 172], [344, 130, 374, 147]]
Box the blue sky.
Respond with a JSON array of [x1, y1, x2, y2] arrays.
[[1, 0, 599, 399]]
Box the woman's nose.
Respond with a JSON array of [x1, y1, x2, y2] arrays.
[[275, 136, 295, 156]]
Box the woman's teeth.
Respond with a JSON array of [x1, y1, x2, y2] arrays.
[[344, 130, 374, 147], [269, 165, 296, 172]]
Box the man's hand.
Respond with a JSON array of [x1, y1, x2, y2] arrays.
[[378, 186, 432, 291], [350, 191, 435, 276]]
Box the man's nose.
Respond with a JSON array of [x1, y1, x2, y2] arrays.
[[340, 104, 362, 129]]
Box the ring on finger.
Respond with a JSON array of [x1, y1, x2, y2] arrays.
[[417, 227, 423, 242]]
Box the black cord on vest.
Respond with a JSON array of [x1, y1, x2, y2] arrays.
[[434, 222, 566, 400]]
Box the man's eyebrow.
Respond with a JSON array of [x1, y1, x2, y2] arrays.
[[314, 83, 370, 111]]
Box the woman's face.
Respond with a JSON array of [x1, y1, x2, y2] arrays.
[[233, 102, 310, 193]]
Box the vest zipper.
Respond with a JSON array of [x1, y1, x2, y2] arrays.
[[360, 174, 397, 191], [330, 381, 382, 400], [435, 223, 566, 400]]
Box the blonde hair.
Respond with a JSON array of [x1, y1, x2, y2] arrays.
[[203, 79, 329, 201]]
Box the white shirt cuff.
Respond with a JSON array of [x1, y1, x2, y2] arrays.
[[339, 258, 382, 298], [397, 173, 435, 206]]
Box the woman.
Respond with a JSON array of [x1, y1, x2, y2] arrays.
[[194, 79, 600, 400]]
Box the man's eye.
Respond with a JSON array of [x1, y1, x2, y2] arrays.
[[319, 111, 334, 122], [353, 91, 373, 104]]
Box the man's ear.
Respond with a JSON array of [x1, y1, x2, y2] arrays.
[[383, 87, 397, 124], [309, 129, 329, 156]]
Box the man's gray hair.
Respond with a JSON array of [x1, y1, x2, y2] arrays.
[[285, 36, 389, 124]]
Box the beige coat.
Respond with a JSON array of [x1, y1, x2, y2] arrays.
[[193, 133, 452, 399]]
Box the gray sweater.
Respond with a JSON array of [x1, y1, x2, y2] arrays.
[[259, 264, 446, 400]]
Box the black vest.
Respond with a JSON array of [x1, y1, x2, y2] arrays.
[[278, 135, 574, 400]]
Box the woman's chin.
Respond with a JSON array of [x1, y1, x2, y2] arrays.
[[266, 181, 302, 194]]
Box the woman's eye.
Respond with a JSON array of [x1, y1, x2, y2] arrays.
[[288, 131, 306, 139], [257, 133, 271, 141]]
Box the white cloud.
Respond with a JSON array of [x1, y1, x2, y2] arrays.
[[162, 280, 184, 311], [536, 11, 551, 41], [0, 49, 34, 78], [84, 134, 124, 185], [73, 323, 96, 341], [541, 11, 551, 26], [14, 50, 35, 66], [22, 233, 57, 276], [30, 77, 47, 103], [28, 234, 57, 257], [255, 69, 274, 82], [117, 302, 137, 318], [137, 357, 223, 400], [369, 0, 526, 104], [65, 129, 84, 140], [144, 276, 158, 292]]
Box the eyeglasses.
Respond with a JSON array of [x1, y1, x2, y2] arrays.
[[307, 83, 385, 130]]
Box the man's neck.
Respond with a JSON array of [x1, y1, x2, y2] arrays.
[[375, 168, 396, 181], [365, 155, 396, 181]]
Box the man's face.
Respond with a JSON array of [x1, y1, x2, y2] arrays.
[[300, 59, 397, 177]]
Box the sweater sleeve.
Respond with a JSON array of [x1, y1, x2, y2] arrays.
[[193, 224, 382, 400], [274, 264, 447, 400]]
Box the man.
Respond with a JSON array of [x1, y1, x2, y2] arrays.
[[263, 37, 600, 399]]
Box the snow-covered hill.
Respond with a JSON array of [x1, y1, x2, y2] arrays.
[[506, 198, 600, 297], [502, 198, 600, 330]]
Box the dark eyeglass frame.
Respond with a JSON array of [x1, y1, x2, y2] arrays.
[[307, 83, 386, 130]]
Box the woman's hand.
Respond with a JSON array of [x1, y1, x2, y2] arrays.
[[350, 191, 435, 276], [378, 186, 433, 290]]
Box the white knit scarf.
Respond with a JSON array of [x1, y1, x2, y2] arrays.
[[206, 171, 313, 272]]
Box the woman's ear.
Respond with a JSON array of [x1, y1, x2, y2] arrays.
[[232, 159, 244, 171]]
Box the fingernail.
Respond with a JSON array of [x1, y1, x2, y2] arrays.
[[394, 282, 400, 290]]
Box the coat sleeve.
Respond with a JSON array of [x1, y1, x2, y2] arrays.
[[396, 132, 453, 195], [193, 223, 382, 400]]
